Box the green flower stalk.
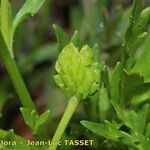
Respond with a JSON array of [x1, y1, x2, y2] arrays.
[[49, 43, 100, 150]]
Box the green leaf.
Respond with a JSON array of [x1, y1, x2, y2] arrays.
[[123, 104, 149, 134], [37, 110, 50, 127], [92, 43, 101, 62], [94, 102, 149, 149], [132, 35, 150, 83], [110, 62, 122, 102], [81, 120, 136, 146], [81, 120, 123, 141], [111, 101, 124, 120], [127, 32, 148, 56], [0, 129, 32, 150], [53, 24, 70, 51], [101, 65, 110, 97], [70, 30, 80, 48], [12, 0, 47, 37], [98, 85, 110, 121], [85, 93, 99, 121], [6, 129, 15, 140], [111, 101, 149, 134], [20, 108, 37, 130], [124, 1, 149, 58], [125, 6, 150, 56], [121, 70, 149, 104], [132, 0, 142, 26], [125, 0, 142, 40], [136, 104, 149, 134], [110, 8, 130, 46], [132, 7, 150, 36], [5, 130, 31, 149], [137, 135, 150, 150], [131, 88, 150, 106], [146, 123, 150, 138], [20, 107, 50, 134]]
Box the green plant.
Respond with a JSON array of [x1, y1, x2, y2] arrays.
[[0, 0, 46, 109], [48, 25, 100, 149], [0, 0, 49, 143], [0, 0, 150, 150], [80, 0, 150, 150]]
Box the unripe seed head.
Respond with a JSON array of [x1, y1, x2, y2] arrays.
[[54, 43, 100, 100]]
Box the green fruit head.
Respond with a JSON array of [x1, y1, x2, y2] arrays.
[[54, 43, 100, 100]]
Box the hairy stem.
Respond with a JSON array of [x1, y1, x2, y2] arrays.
[[48, 96, 80, 150]]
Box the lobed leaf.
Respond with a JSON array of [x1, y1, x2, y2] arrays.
[[81, 120, 123, 141], [111, 101, 149, 135], [20, 107, 50, 134], [80, 120, 136, 147], [124, 104, 149, 134]]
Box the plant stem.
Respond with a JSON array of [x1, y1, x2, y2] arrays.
[[3, 55, 36, 110], [0, 0, 35, 110], [1, 0, 11, 50], [0, 32, 36, 111], [48, 96, 80, 150]]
